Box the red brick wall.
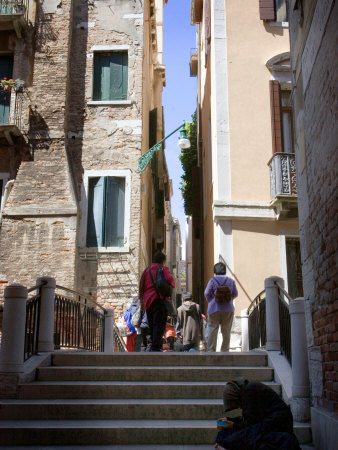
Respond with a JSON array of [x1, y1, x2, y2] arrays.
[[290, 0, 338, 415], [313, 301, 338, 412]]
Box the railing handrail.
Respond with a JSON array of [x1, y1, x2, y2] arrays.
[[27, 280, 47, 294], [267, 152, 295, 166], [55, 284, 106, 312], [247, 289, 266, 315], [275, 281, 292, 305]]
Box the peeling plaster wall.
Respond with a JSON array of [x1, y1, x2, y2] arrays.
[[0, 0, 164, 318]]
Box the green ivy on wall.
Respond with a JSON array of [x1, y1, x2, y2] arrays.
[[179, 110, 197, 215]]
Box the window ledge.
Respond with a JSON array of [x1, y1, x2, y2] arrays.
[[87, 100, 132, 106], [269, 21, 289, 28], [79, 247, 130, 258]]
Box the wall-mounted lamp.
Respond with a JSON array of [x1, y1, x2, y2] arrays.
[[138, 121, 191, 173]]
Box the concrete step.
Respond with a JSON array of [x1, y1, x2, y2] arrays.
[[52, 351, 267, 367], [0, 446, 214, 450], [294, 422, 312, 447], [0, 398, 225, 420], [18, 380, 281, 399], [0, 446, 316, 450], [37, 365, 274, 382], [0, 419, 312, 446]]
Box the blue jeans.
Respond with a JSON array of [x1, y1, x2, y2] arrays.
[[184, 343, 198, 352]]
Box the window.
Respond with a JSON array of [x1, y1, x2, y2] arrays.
[[280, 235, 303, 298], [275, 0, 288, 23], [0, 55, 13, 125], [93, 52, 128, 101], [285, 237, 303, 298], [259, 0, 288, 23], [80, 170, 131, 251], [281, 91, 294, 153], [87, 176, 125, 247], [269, 81, 294, 154]]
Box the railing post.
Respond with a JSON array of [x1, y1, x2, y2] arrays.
[[104, 308, 114, 353], [290, 297, 310, 421], [241, 308, 249, 351], [37, 276, 56, 352], [264, 276, 283, 351], [0, 283, 27, 373]]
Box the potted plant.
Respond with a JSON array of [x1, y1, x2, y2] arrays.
[[1, 78, 16, 91], [0, 78, 25, 92]]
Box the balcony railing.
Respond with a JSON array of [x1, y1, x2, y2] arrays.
[[0, 85, 27, 144], [269, 152, 297, 198], [190, 48, 198, 77], [0, 0, 27, 15], [0, 0, 30, 37]]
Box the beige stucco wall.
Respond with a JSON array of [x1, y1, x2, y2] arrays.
[[225, 0, 290, 201], [195, 0, 299, 321], [232, 220, 298, 313]]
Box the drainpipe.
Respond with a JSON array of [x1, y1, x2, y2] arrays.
[[0, 179, 14, 221]]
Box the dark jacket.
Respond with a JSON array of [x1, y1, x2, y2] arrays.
[[176, 301, 201, 346], [233, 382, 294, 434], [216, 382, 300, 450]]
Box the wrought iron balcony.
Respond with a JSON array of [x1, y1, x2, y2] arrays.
[[190, 48, 198, 77], [0, 86, 27, 145], [0, 0, 30, 37], [269, 152, 298, 219]]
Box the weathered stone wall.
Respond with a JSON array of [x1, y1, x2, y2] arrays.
[[0, 0, 78, 293], [290, 0, 338, 421], [0, 0, 166, 319], [65, 0, 146, 312]]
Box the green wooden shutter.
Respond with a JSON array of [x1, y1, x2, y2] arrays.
[[0, 55, 13, 125], [93, 53, 101, 101], [86, 177, 105, 247], [93, 53, 112, 101], [110, 52, 128, 100], [105, 177, 125, 247], [93, 52, 128, 101]]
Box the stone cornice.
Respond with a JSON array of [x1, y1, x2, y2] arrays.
[[213, 200, 275, 222], [2, 206, 78, 217]]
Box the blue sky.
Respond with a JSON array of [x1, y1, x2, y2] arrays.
[[163, 0, 197, 259]]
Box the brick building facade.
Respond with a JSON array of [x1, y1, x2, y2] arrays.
[[289, 0, 338, 447], [0, 0, 171, 316]]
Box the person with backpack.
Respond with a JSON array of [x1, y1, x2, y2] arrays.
[[204, 262, 238, 352], [138, 252, 175, 352]]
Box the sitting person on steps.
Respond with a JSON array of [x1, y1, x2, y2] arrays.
[[214, 378, 301, 450]]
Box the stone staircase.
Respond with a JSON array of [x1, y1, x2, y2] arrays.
[[0, 351, 311, 447]]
